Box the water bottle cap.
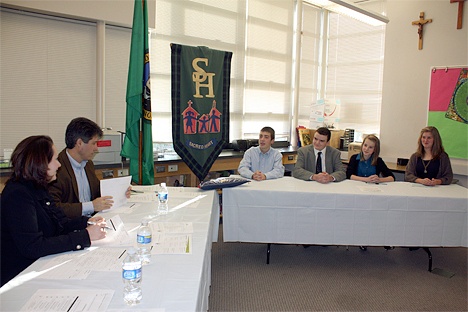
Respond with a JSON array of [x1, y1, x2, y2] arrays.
[[127, 248, 137, 255], [141, 219, 149, 226], [161, 182, 166, 187]]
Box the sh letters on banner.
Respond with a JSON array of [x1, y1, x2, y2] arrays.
[[171, 44, 233, 181]]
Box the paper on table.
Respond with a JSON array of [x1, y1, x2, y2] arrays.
[[91, 215, 132, 247], [357, 185, 383, 193], [20, 289, 113, 312], [39, 247, 126, 279], [128, 192, 158, 202], [152, 234, 192, 254], [100, 176, 131, 209], [131, 184, 160, 193], [152, 222, 193, 233]]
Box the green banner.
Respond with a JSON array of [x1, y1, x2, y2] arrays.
[[171, 44, 232, 181], [121, 0, 154, 185]]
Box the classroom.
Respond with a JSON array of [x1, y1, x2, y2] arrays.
[[0, 0, 467, 311]]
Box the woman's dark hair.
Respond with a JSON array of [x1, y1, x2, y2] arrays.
[[9, 135, 54, 187]]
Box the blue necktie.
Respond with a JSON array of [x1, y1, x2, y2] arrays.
[[316, 152, 322, 174]]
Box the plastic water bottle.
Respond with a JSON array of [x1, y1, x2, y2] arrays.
[[122, 248, 142, 305], [137, 220, 152, 264], [158, 182, 169, 214]]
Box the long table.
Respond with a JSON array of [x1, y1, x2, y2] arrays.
[[0, 187, 219, 311], [223, 177, 467, 268]]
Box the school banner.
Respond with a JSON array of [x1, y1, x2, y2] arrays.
[[171, 44, 232, 181]]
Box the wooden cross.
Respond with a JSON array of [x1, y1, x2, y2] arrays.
[[451, 0, 465, 29], [412, 12, 432, 50]]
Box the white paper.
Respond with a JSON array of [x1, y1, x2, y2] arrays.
[[39, 247, 127, 279], [100, 176, 132, 209], [357, 185, 383, 193], [152, 234, 192, 254], [152, 222, 193, 234], [131, 185, 160, 193], [129, 192, 158, 202], [91, 215, 132, 247], [20, 289, 113, 312]]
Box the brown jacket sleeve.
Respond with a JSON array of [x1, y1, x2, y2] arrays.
[[48, 149, 101, 218]]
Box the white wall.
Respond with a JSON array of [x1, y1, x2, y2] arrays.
[[0, 0, 156, 28], [380, 0, 468, 181]]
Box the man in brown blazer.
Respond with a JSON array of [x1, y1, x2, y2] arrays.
[[49, 117, 114, 218]]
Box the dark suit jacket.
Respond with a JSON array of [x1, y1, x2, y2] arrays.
[[293, 145, 346, 181], [1, 179, 90, 286], [49, 149, 101, 218]]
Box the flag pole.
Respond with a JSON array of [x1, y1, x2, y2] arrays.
[[139, 118, 143, 185]]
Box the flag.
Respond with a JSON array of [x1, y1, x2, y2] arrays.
[[121, 0, 154, 185], [171, 44, 232, 181]]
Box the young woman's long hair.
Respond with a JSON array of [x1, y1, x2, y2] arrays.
[[359, 134, 380, 166], [416, 126, 445, 159], [9, 135, 54, 187]]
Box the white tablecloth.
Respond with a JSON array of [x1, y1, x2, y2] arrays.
[[0, 187, 219, 311], [223, 178, 467, 247]]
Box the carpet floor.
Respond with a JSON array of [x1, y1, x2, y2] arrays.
[[209, 225, 467, 311]]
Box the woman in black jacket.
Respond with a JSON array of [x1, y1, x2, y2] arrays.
[[346, 135, 395, 183], [1, 135, 107, 286]]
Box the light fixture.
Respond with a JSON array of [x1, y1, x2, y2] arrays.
[[305, 0, 389, 26]]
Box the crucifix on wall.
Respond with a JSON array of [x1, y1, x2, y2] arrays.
[[451, 0, 466, 29], [412, 12, 432, 50]]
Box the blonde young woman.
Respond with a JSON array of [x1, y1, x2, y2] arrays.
[[405, 126, 453, 186], [346, 135, 395, 183]]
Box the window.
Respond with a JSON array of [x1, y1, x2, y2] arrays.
[[150, 0, 246, 143], [298, 1, 387, 138], [151, 0, 385, 145], [150, 0, 295, 143], [325, 12, 386, 136]]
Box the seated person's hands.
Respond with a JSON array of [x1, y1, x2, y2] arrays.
[[86, 221, 107, 241], [125, 186, 131, 199], [366, 174, 381, 183], [417, 178, 440, 186], [313, 172, 334, 184], [92, 196, 113, 212], [88, 216, 105, 224], [252, 170, 266, 181]]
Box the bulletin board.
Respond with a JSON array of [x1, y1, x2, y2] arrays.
[[428, 66, 467, 159]]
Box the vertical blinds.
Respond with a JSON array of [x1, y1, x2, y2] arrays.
[[0, 1, 386, 154], [150, 0, 294, 142], [325, 12, 386, 135], [297, 4, 322, 129], [0, 10, 96, 152], [104, 25, 131, 133]]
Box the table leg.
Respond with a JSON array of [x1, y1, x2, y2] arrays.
[[266, 243, 271, 264], [423, 247, 433, 272]]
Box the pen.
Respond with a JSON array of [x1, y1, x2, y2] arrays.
[[109, 219, 116, 231], [131, 189, 144, 193], [118, 249, 126, 259], [87, 221, 113, 230]]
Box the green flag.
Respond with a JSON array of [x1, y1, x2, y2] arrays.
[[121, 0, 154, 185]]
